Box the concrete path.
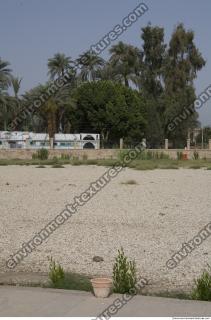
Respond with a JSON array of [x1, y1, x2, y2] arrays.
[[0, 286, 211, 317]]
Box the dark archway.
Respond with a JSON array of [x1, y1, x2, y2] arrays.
[[83, 142, 95, 149]]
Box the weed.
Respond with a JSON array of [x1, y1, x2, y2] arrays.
[[192, 265, 211, 301], [48, 258, 65, 287], [113, 247, 137, 294]]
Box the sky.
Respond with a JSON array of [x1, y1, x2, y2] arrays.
[[0, 0, 210, 125]]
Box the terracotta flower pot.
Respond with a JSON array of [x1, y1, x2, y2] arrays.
[[91, 277, 113, 298]]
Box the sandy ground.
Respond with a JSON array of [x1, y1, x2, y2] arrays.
[[0, 165, 211, 292]]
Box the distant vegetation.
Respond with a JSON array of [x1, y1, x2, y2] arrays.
[[0, 23, 206, 148]]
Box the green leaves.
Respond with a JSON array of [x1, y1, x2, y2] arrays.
[[48, 257, 65, 287], [113, 247, 137, 294], [192, 265, 211, 301], [73, 81, 146, 146]]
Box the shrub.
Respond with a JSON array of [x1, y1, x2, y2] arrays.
[[47, 258, 91, 291], [193, 150, 199, 160], [52, 156, 59, 163], [61, 153, 71, 160], [118, 150, 130, 162], [48, 257, 65, 287], [113, 247, 137, 294], [192, 265, 211, 301], [32, 148, 49, 160], [177, 151, 183, 160]]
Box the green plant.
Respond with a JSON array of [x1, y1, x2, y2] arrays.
[[32, 148, 49, 160], [47, 272, 92, 291], [177, 151, 183, 160], [113, 247, 137, 294], [192, 265, 211, 301], [48, 257, 65, 287], [118, 150, 130, 162], [47, 258, 91, 291], [32, 153, 38, 160], [52, 156, 59, 163], [61, 153, 71, 160], [193, 150, 199, 160]]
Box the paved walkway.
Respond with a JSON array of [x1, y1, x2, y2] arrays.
[[0, 286, 210, 317]]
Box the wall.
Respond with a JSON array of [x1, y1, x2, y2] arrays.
[[0, 149, 119, 160], [0, 148, 211, 160]]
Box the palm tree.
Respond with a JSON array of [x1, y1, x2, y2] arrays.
[[11, 76, 22, 99], [9, 76, 22, 129], [109, 42, 142, 87], [0, 92, 11, 130], [77, 51, 105, 81], [0, 58, 12, 89], [47, 53, 73, 79], [0, 58, 12, 130]]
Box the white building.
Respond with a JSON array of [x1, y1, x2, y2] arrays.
[[0, 132, 100, 150]]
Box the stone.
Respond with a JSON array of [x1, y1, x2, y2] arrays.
[[93, 256, 104, 262]]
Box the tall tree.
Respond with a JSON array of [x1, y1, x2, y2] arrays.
[[0, 58, 12, 89], [139, 25, 167, 146], [72, 81, 147, 146], [77, 51, 105, 82], [109, 41, 142, 87], [48, 53, 73, 79], [163, 23, 206, 146], [0, 58, 12, 130]]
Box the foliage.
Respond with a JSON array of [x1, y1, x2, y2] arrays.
[[77, 50, 105, 81], [48, 257, 65, 286], [177, 151, 183, 160], [0, 23, 205, 146], [72, 81, 147, 146], [47, 53, 73, 79], [32, 148, 49, 160], [61, 153, 71, 160], [48, 257, 91, 291], [192, 265, 211, 301], [113, 247, 137, 294], [193, 150, 199, 160]]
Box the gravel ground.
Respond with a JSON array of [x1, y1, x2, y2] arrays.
[[0, 165, 211, 292]]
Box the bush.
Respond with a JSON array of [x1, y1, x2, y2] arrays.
[[32, 148, 49, 160], [61, 153, 71, 160], [118, 150, 130, 162], [48, 257, 65, 287], [113, 247, 137, 294], [177, 151, 183, 160], [192, 265, 211, 301], [193, 150, 199, 160], [47, 258, 92, 291]]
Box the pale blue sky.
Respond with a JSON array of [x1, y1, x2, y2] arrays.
[[0, 0, 210, 125]]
